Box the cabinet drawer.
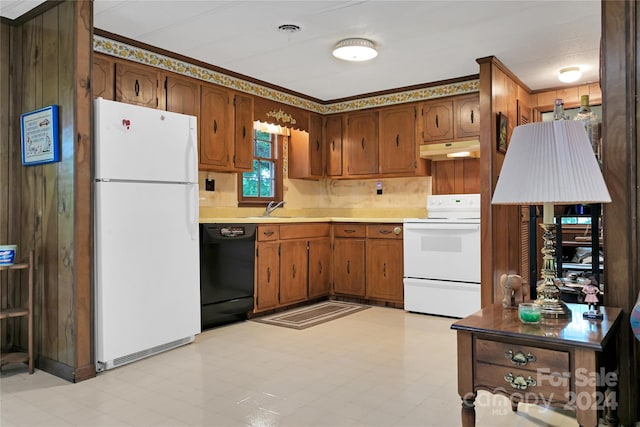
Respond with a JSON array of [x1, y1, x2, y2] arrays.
[[367, 224, 402, 239], [280, 223, 330, 240], [333, 224, 366, 238], [257, 225, 279, 241], [476, 339, 569, 374], [475, 362, 570, 403]]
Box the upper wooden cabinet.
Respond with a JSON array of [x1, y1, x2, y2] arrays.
[[166, 75, 200, 117], [115, 61, 160, 108], [92, 54, 114, 100], [454, 94, 480, 139], [325, 115, 343, 177], [421, 93, 480, 144], [345, 110, 379, 175], [200, 84, 232, 170], [421, 100, 453, 142], [379, 104, 417, 174], [288, 114, 324, 180], [233, 92, 254, 172]]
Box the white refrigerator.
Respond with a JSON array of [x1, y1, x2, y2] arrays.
[[94, 98, 200, 372]]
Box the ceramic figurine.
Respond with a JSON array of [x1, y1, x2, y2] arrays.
[[581, 279, 603, 319], [501, 274, 528, 308]]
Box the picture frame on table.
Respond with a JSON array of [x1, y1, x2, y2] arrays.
[[20, 105, 60, 166], [497, 112, 508, 154]]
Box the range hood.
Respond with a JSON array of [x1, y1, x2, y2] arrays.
[[419, 140, 480, 161]]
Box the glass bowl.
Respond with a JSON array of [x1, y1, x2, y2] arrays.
[[518, 303, 541, 324]]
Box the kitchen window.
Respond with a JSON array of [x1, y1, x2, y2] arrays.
[[238, 129, 283, 206]]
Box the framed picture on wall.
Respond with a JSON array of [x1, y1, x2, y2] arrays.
[[497, 112, 508, 153], [20, 105, 60, 166]]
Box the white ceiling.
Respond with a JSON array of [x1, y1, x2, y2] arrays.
[[2, 0, 601, 101]]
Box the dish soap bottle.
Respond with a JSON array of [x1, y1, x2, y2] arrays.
[[574, 94, 601, 165]]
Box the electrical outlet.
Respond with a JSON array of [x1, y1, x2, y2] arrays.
[[376, 181, 383, 195], [205, 178, 215, 191]]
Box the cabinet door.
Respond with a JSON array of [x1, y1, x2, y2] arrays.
[[280, 240, 308, 305], [256, 242, 279, 311], [308, 238, 331, 298], [454, 94, 480, 139], [289, 124, 322, 180], [333, 239, 366, 297], [115, 61, 159, 108], [379, 105, 416, 173], [92, 54, 114, 100], [200, 84, 232, 170], [233, 93, 254, 171], [366, 239, 403, 302], [309, 113, 324, 177], [421, 100, 453, 142], [346, 111, 379, 175], [166, 74, 200, 118], [325, 115, 343, 176]]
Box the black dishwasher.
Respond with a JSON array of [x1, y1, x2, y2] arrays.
[[200, 224, 256, 329]]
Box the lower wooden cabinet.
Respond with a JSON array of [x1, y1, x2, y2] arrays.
[[332, 223, 403, 303], [256, 241, 279, 311], [254, 223, 331, 313], [308, 238, 331, 298], [333, 237, 366, 297], [366, 238, 403, 303], [279, 240, 308, 305]]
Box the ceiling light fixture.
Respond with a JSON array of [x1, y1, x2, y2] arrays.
[[332, 38, 378, 62], [558, 66, 582, 83]]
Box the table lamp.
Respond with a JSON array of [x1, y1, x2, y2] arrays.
[[491, 120, 611, 318]]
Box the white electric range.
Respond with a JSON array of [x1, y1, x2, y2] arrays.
[[403, 194, 481, 318]]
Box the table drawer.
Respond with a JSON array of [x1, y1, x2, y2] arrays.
[[257, 225, 279, 241], [476, 338, 569, 374], [475, 362, 570, 403], [334, 224, 366, 238]]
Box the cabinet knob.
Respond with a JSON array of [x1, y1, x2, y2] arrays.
[[393, 227, 402, 235], [435, 114, 439, 128], [134, 79, 140, 97], [361, 137, 365, 149], [396, 134, 399, 147], [213, 120, 217, 133]]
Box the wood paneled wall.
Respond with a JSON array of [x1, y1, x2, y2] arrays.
[[0, 0, 94, 382], [477, 56, 533, 306], [601, 0, 639, 423]]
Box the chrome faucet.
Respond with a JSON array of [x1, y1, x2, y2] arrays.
[[264, 200, 285, 217]]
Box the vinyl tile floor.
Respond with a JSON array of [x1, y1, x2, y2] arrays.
[[1, 306, 581, 426]]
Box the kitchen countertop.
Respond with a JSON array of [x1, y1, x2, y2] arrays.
[[198, 216, 406, 224]]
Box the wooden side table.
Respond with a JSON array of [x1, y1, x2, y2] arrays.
[[451, 303, 621, 427]]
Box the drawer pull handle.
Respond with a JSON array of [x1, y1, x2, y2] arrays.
[[504, 350, 536, 366], [344, 229, 356, 233], [379, 229, 392, 235], [263, 231, 274, 236], [504, 372, 536, 390]]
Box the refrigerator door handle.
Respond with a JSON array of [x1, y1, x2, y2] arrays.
[[187, 118, 198, 183], [188, 184, 198, 241]]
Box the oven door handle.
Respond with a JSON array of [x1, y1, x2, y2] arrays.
[[405, 224, 479, 231]]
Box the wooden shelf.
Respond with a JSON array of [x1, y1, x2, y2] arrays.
[[0, 252, 34, 374]]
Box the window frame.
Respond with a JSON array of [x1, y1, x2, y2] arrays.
[[237, 130, 283, 207]]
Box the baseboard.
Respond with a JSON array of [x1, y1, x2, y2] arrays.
[[36, 356, 96, 383]]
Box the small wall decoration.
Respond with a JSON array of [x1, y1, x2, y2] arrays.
[[21, 105, 60, 166], [497, 112, 508, 153]]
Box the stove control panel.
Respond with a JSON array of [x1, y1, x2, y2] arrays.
[[427, 194, 480, 219]]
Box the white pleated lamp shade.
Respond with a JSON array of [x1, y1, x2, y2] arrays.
[[491, 121, 611, 205]]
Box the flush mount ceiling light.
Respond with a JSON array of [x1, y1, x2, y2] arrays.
[[332, 38, 378, 62], [558, 66, 582, 83]]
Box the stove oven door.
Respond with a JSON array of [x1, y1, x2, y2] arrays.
[[403, 221, 480, 283]]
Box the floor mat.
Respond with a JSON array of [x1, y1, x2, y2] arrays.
[[251, 301, 370, 330]]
